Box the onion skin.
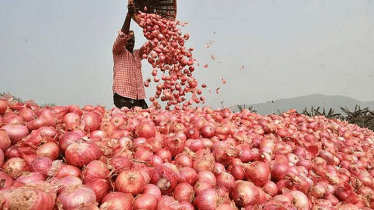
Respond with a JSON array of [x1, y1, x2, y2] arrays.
[[2, 157, 29, 179], [1, 186, 55, 210]]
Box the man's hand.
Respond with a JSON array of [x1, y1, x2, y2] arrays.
[[128, 3, 136, 16]]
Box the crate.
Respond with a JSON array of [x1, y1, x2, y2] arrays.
[[132, 0, 177, 21]]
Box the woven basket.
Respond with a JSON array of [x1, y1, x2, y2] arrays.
[[131, 0, 177, 23]]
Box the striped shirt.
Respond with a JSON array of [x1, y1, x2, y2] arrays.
[[112, 31, 146, 100]]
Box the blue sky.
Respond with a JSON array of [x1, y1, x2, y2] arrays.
[[1, 0, 373, 109]]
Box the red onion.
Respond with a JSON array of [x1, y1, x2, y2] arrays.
[[173, 182, 194, 203], [214, 163, 226, 175], [70, 204, 100, 210], [115, 169, 145, 196], [2, 113, 25, 125], [216, 204, 235, 210], [37, 126, 57, 139], [56, 176, 83, 194], [100, 192, 134, 210], [85, 178, 112, 203], [29, 157, 53, 177], [194, 188, 219, 210], [133, 147, 153, 164], [151, 164, 179, 195], [157, 196, 181, 210], [216, 172, 236, 190], [54, 164, 82, 178], [14, 172, 45, 185], [82, 111, 101, 132], [133, 193, 158, 210], [178, 167, 198, 186], [109, 155, 132, 174], [58, 131, 83, 152], [52, 106, 68, 122], [0, 129, 11, 151], [244, 161, 271, 187], [193, 149, 215, 173], [164, 134, 185, 158], [227, 165, 245, 180], [143, 184, 162, 200], [0, 148, 4, 167], [309, 182, 327, 199], [65, 140, 102, 168], [155, 148, 172, 163], [263, 181, 278, 196], [110, 113, 126, 129], [198, 170, 216, 186], [1, 124, 29, 144], [0, 171, 14, 188], [62, 112, 81, 131], [200, 125, 215, 138], [231, 181, 260, 207], [185, 127, 200, 139], [37, 142, 60, 160], [174, 153, 192, 167], [179, 201, 195, 210], [188, 139, 204, 152], [0, 100, 7, 114], [194, 181, 213, 195], [135, 121, 156, 139], [57, 185, 96, 210], [2, 157, 29, 179], [290, 190, 310, 209], [81, 160, 110, 184], [27, 116, 50, 131]]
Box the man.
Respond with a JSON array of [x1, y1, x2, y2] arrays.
[[112, 2, 151, 109]]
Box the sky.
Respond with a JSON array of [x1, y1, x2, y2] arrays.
[[1, 0, 374, 110]]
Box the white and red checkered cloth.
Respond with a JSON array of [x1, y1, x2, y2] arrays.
[[112, 31, 146, 100]]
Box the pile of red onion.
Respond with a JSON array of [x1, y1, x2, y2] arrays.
[[1, 97, 374, 209], [136, 12, 205, 110]]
